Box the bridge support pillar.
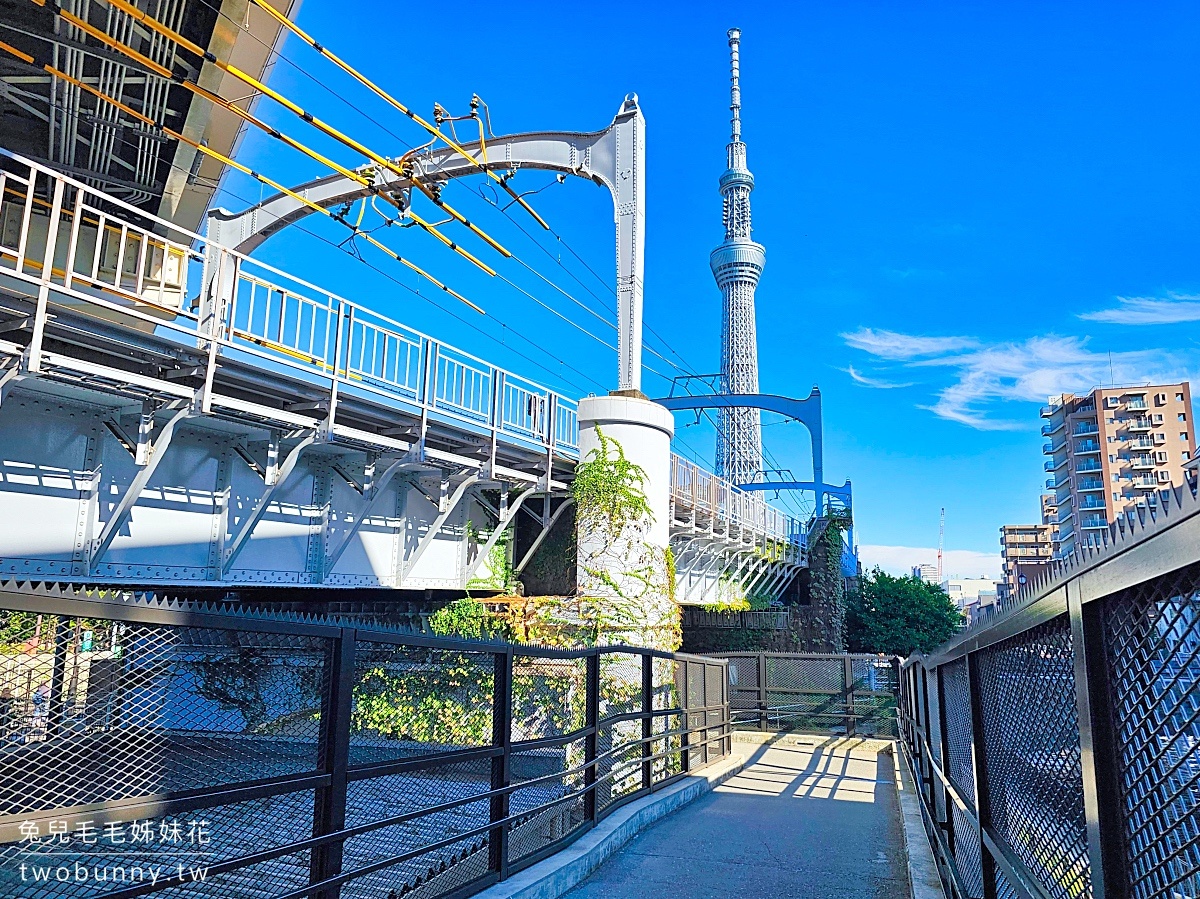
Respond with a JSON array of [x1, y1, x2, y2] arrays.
[[575, 395, 678, 650]]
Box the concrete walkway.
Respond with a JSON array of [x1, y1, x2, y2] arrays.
[[564, 735, 911, 899]]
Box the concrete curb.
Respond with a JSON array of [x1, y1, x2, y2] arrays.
[[473, 754, 746, 899], [895, 742, 948, 899]]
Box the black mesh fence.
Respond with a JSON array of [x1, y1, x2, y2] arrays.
[[898, 553, 1200, 899], [719, 652, 899, 736], [0, 584, 729, 899]]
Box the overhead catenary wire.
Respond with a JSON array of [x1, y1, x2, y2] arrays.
[[0, 83, 607, 398], [29, 0, 504, 276], [0, 38, 483, 313], [243, 0, 550, 231]]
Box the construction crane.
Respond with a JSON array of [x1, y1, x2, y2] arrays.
[[937, 508, 945, 584]]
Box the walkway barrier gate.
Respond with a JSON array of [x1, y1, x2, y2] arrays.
[[717, 652, 900, 737], [0, 581, 730, 898], [900, 496, 1200, 899]]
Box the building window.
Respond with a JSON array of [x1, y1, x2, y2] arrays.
[[1113, 492, 1120, 502], [1109, 454, 1116, 463], [1177, 393, 1185, 402], [1112, 473, 1119, 482], [1161, 490, 1172, 502], [1182, 432, 1190, 441], [1180, 413, 1188, 422]]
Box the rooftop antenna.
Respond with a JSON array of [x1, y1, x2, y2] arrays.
[[938, 507, 945, 583]]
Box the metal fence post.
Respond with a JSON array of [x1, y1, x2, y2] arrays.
[[934, 665, 956, 862], [757, 652, 768, 731], [583, 652, 600, 823], [489, 649, 513, 880], [844, 655, 856, 736], [311, 629, 356, 899], [967, 654, 998, 899], [680, 662, 691, 773], [641, 653, 653, 790], [1069, 583, 1129, 899]]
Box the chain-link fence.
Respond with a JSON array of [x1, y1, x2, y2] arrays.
[[900, 527, 1200, 899], [0, 582, 729, 898], [717, 652, 900, 737]]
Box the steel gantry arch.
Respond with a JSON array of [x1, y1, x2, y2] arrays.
[[207, 97, 648, 393]]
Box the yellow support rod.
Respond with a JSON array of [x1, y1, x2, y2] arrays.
[[100, 0, 513, 260], [0, 39, 485, 315], [33, 0, 492, 277], [247, 0, 550, 231]]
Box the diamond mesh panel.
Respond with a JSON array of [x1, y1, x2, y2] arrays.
[[951, 801, 984, 899], [767, 656, 843, 693], [1103, 564, 1200, 899], [599, 652, 642, 721], [995, 866, 1020, 899], [652, 658, 680, 712], [510, 658, 585, 742], [975, 616, 1091, 899], [350, 642, 494, 766], [339, 760, 493, 899], [940, 658, 976, 804], [596, 718, 643, 812], [651, 710, 683, 783], [507, 737, 587, 862], [0, 613, 327, 818], [0, 787, 317, 899], [705, 664, 724, 708], [685, 662, 705, 709]]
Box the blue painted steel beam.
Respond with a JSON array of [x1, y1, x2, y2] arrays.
[[652, 389, 826, 513]]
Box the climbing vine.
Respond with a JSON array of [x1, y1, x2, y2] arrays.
[[570, 427, 652, 536], [464, 519, 517, 592]]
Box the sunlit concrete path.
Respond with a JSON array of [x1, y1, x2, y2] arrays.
[[565, 735, 912, 899]]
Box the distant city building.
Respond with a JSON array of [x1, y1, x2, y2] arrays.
[[1042, 384, 1195, 558], [998, 524, 1054, 601], [912, 563, 938, 583], [941, 577, 1000, 613]]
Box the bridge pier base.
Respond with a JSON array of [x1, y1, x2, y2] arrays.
[[574, 396, 679, 651]]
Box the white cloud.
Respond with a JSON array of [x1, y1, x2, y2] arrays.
[[858, 544, 1002, 580], [840, 328, 980, 360], [842, 365, 914, 389], [843, 329, 1196, 430], [1080, 293, 1200, 325]]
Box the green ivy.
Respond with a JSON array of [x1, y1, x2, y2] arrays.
[[571, 427, 652, 537]]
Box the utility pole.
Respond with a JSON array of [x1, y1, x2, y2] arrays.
[[937, 508, 945, 584]]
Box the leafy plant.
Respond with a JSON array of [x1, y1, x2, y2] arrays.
[[846, 567, 965, 656]]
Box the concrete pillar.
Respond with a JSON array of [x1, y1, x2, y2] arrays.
[[574, 395, 678, 650]]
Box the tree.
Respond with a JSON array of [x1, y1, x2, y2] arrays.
[[846, 567, 964, 657]]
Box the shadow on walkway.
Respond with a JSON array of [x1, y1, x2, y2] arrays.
[[565, 734, 910, 899]]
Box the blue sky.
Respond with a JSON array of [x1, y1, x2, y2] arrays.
[[215, 1, 1200, 577]]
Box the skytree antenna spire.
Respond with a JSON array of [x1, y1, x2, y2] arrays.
[[712, 27, 765, 485]]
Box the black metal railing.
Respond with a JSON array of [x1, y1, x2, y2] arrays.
[[899, 494, 1200, 899], [0, 582, 730, 899], [715, 652, 900, 737]]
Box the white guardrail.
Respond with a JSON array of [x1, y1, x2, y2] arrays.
[[0, 149, 578, 455], [0, 149, 802, 543], [670, 455, 806, 550]]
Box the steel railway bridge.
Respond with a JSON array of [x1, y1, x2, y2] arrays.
[[0, 140, 806, 599]]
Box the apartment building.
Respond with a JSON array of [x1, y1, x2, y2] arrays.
[[998, 523, 1054, 601], [911, 563, 938, 583], [1040, 493, 1060, 554], [1042, 383, 1195, 557]]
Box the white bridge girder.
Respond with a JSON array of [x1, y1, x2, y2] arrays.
[[0, 393, 546, 589]]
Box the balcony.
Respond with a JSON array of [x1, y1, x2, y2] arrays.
[[1040, 404, 1056, 418], [1132, 477, 1157, 490], [1126, 398, 1148, 410], [1130, 436, 1155, 449], [1074, 441, 1102, 454], [1045, 457, 1068, 472], [1041, 419, 1065, 437], [1076, 459, 1103, 473], [1072, 422, 1099, 437], [1043, 441, 1067, 455], [1127, 418, 1152, 432], [1131, 455, 1156, 470], [1077, 478, 1104, 491], [1056, 507, 1075, 524], [1079, 498, 1106, 510], [1045, 476, 1069, 490], [1080, 515, 1109, 529]]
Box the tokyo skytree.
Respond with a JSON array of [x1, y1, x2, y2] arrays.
[[712, 28, 765, 485]]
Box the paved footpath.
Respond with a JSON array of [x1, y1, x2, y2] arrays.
[[565, 735, 912, 899]]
